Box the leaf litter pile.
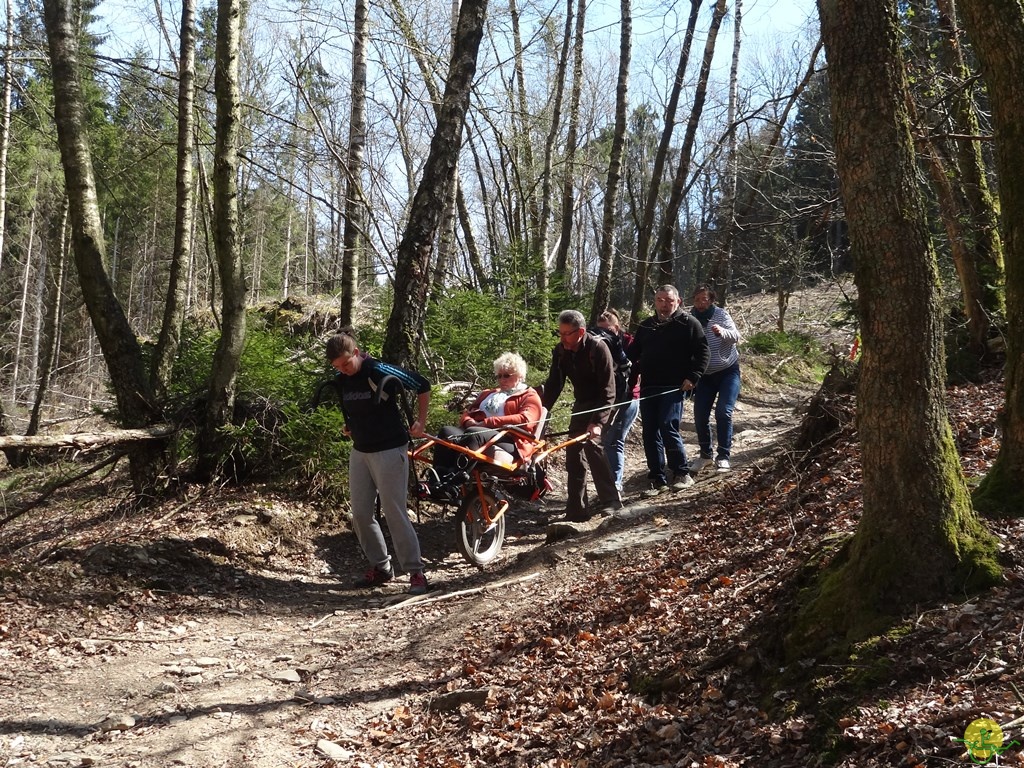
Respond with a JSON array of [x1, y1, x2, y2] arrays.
[[346, 369, 1024, 768], [2, 367, 1023, 768]]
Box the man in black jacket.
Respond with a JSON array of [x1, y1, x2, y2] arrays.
[[541, 310, 623, 521], [627, 285, 710, 496]]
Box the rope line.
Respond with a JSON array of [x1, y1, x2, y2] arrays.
[[415, 386, 692, 441]]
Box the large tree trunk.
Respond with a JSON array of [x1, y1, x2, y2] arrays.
[[41, 0, 164, 496], [151, 0, 196, 400], [197, 0, 246, 476], [791, 0, 998, 650], [590, 0, 631, 323], [957, 0, 1024, 514], [382, 0, 489, 367], [388, 0, 485, 297]]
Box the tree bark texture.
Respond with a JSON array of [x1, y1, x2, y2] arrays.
[[341, 0, 367, 326], [199, 0, 246, 473], [935, 0, 1004, 350], [798, 0, 997, 642], [152, 0, 196, 400], [383, 0, 489, 367], [629, 0, 703, 329], [553, 0, 587, 284], [590, 0, 631, 323], [957, 0, 1024, 513], [41, 0, 163, 494]]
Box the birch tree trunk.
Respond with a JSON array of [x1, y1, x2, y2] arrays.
[[41, 0, 164, 495], [590, 0, 631, 323], [198, 0, 246, 477], [0, 0, 13, 280], [790, 0, 998, 650], [151, 0, 195, 400], [715, 0, 741, 305], [553, 0, 586, 287], [340, 0, 367, 326]]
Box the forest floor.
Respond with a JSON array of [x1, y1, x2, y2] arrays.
[[3, 282, 1023, 768]]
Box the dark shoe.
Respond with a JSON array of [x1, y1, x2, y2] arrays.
[[353, 565, 394, 589], [597, 502, 624, 517], [409, 572, 429, 595], [564, 510, 592, 523]]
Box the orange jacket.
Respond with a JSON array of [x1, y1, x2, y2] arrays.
[[459, 387, 544, 460]]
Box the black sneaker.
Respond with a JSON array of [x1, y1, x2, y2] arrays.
[[353, 565, 394, 588]]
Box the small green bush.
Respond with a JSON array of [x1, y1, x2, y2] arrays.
[[745, 329, 819, 357], [425, 288, 554, 377]]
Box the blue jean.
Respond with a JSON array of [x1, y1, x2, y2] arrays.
[[602, 398, 639, 491], [692, 362, 741, 460], [638, 387, 688, 483]]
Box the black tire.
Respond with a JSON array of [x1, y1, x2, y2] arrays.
[[455, 490, 506, 566]]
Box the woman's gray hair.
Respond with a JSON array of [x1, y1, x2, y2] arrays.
[[557, 309, 586, 330], [493, 351, 528, 379]]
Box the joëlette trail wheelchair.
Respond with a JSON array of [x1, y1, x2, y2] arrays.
[[409, 410, 589, 567]]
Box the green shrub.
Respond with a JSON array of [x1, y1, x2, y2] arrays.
[[424, 288, 554, 377], [745, 329, 819, 357], [277, 403, 351, 502]]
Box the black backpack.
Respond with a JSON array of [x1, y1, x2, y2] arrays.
[[589, 327, 632, 402]]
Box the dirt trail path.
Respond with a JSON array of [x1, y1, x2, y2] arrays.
[[0, 387, 806, 768]]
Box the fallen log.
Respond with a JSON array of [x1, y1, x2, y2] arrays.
[[0, 424, 175, 451]]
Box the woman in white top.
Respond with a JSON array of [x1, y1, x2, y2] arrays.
[[689, 286, 742, 473]]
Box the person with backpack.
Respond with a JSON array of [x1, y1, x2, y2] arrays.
[[326, 330, 431, 595], [595, 309, 639, 493], [627, 285, 710, 497], [540, 310, 623, 522]]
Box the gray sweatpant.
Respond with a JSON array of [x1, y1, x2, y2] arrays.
[[348, 445, 424, 574]]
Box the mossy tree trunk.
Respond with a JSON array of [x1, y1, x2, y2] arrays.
[[793, 0, 999, 652], [935, 0, 1004, 354], [957, 0, 1024, 516]]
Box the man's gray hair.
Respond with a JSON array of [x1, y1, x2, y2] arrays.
[[557, 309, 586, 330], [655, 284, 679, 299]]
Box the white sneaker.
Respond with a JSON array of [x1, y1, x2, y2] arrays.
[[715, 459, 731, 472], [688, 456, 712, 473]]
